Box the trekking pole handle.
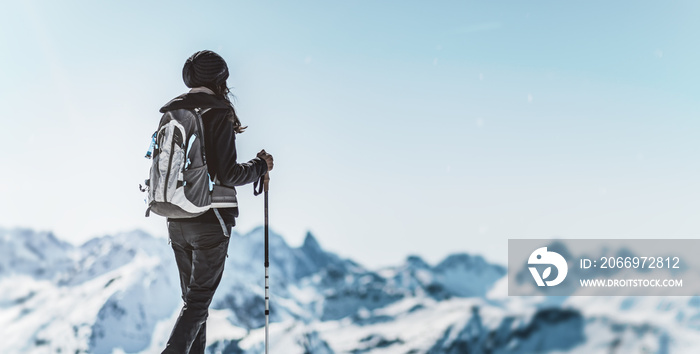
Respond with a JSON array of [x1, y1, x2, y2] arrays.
[[263, 172, 270, 192]]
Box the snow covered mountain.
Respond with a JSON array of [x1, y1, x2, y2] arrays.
[[0, 227, 698, 353]]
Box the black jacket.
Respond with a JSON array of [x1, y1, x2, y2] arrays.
[[159, 91, 268, 226]]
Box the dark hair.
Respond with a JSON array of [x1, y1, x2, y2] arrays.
[[211, 82, 247, 134]]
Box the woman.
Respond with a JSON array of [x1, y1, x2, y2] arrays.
[[159, 50, 273, 354]]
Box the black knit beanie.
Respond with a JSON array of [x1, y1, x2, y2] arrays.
[[182, 50, 229, 89]]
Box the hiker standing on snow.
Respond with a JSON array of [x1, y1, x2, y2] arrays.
[[159, 50, 273, 354]]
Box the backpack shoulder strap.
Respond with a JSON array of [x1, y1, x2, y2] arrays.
[[192, 108, 209, 165]]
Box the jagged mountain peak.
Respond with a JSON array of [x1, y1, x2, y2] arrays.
[[0, 227, 71, 249], [435, 252, 496, 272], [0, 227, 75, 279], [298, 231, 331, 262], [405, 255, 431, 269], [302, 231, 321, 251]]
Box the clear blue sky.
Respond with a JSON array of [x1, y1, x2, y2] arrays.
[[1, 1, 699, 268]]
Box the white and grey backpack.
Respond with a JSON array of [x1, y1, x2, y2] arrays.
[[141, 107, 237, 218]]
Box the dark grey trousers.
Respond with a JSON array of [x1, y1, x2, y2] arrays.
[[162, 220, 230, 354]]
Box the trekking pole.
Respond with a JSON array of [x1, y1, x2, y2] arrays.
[[263, 172, 270, 354]]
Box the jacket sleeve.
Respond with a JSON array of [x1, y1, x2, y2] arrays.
[[211, 113, 268, 187]]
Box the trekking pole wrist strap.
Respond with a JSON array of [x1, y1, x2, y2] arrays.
[[254, 174, 265, 196]]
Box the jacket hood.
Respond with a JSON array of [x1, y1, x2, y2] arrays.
[[159, 91, 230, 113]]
